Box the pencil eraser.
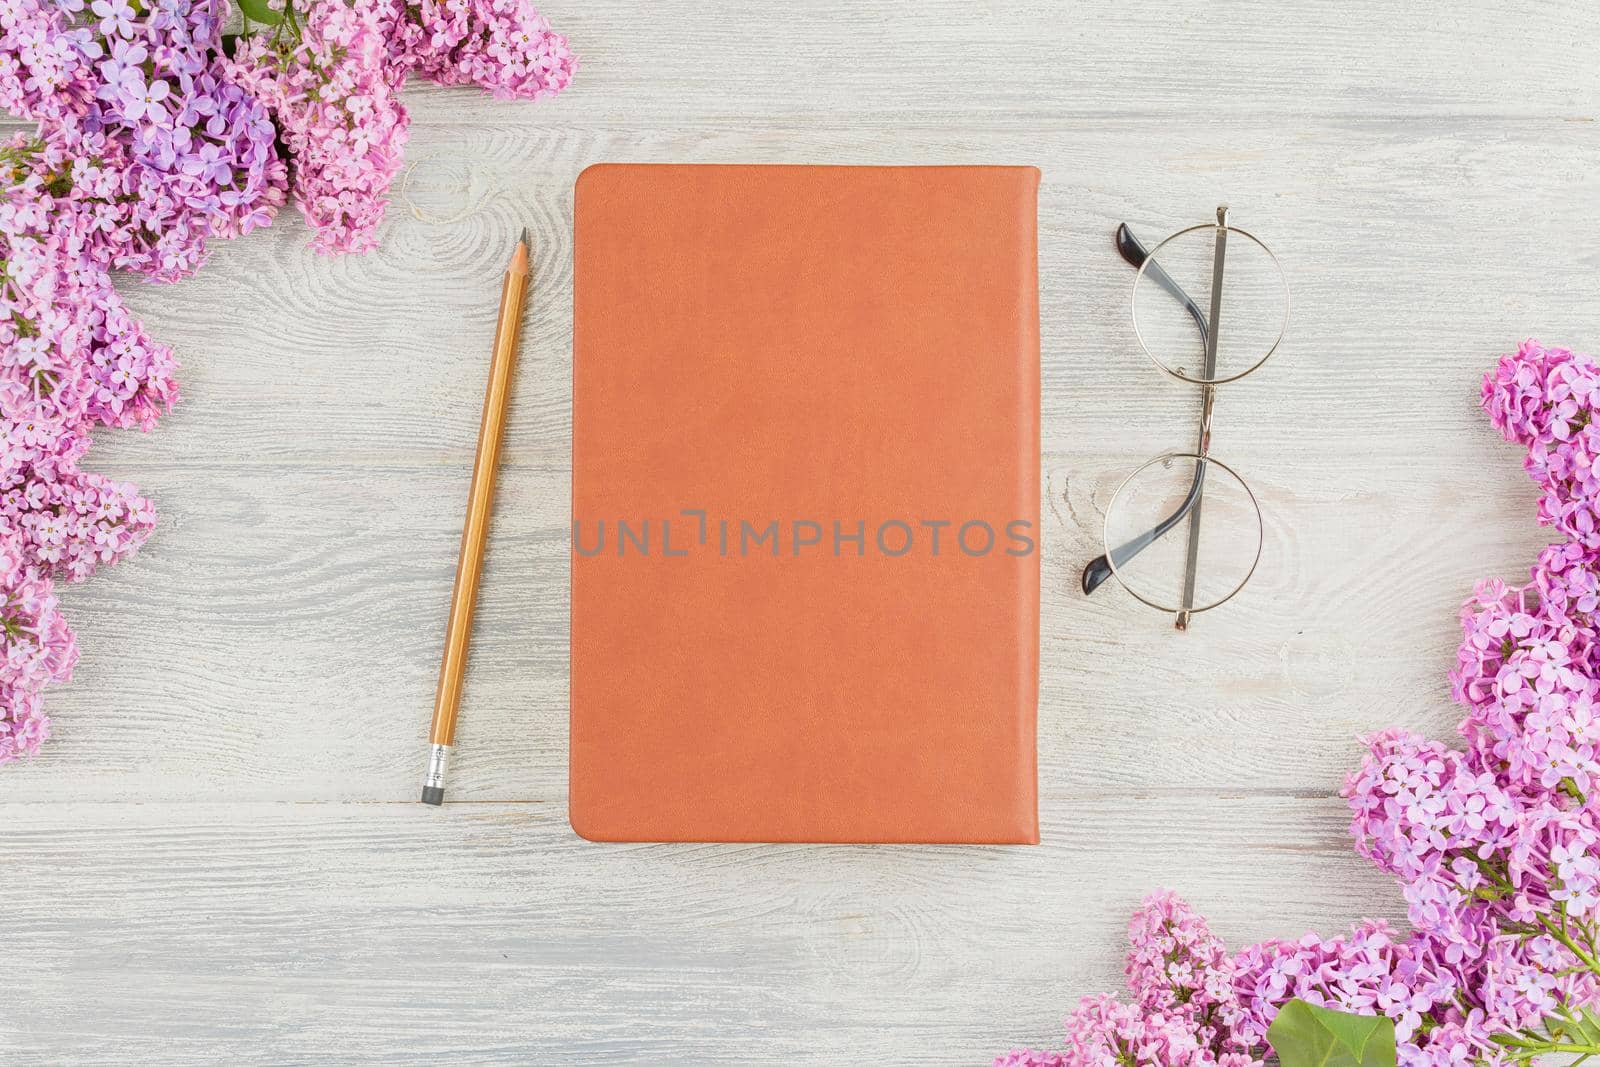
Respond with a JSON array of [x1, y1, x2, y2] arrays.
[[421, 786, 445, 806]]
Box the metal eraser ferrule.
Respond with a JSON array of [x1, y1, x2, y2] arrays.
[[421, 743, 450, 805]]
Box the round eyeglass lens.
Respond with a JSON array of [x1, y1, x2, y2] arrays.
[[1102, 453, 1262, 614], [1131, 223, 1287, 385]]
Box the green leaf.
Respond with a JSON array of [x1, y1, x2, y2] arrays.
[[1267, 999, 1398, 1067], [234, 0, 283, 26]]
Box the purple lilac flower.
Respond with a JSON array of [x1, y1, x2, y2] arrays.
[[1482, 341, 1600, 551], [995, 1052, 1067, 1067], [89, 0, 134, 40], [1126, 889, 1245, 1050], [0, 520, 74, 762], [1002, 339, 1600, 1067], [227, 0, 409, 253], [0, 0, 572, 757], [1057, 989, 1263, 1067], [381, 0, 576, 100]]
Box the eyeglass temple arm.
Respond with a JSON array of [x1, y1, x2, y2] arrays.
[[1080, 223, 1210, 596], [1115, 223, 1209, 349], [1080, 484, 1202, 594]]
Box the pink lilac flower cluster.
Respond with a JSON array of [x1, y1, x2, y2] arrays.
[[0, 519, 75, 760], [997, 339, 1600, 1067], [1483, 341, 1600, 550], [228, 0, 576, 252], [0, 0, 572, 761], [382, 0, 575, 100], [227, 0, 406, 253], [997, 895, 1258, 1067]]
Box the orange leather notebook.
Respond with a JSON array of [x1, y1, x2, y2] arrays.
[[570, 164, 1040, 844]]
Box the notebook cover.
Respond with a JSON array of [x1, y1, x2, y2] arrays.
[[570, 164, 1040, 844]]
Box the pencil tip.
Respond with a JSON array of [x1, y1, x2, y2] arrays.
[[510, 228, 530, 273]]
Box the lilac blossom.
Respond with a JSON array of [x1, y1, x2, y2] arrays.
[[0, 0, 574, 758], [0, 520, 74, 762], [1000, 341, 1600, 1067]]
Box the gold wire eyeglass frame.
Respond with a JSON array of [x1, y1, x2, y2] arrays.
[[1080, 205, 1289, 630]]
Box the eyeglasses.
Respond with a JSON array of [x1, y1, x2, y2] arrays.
[[1081, 205, 1288, 629]]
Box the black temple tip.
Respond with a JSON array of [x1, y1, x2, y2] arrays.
[[1082, 554, 1115, 595], [1114, 223, 1148, 269]]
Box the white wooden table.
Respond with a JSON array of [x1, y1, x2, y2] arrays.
[[8, 2, 1600, 1062]]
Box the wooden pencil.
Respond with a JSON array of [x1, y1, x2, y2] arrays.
[[422, 230, 530, 806]]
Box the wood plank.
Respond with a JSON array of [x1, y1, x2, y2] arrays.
[[397, 0, 1600, 125], [95, 117, 1600, 474], [7, 455, 1539, 801], [7, 2, 1594, 128], [0, 797, 1405, 1065]]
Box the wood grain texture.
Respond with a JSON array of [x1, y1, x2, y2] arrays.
[[2, 798, 1403, 1065], [6, 1, 1599, 1063]]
